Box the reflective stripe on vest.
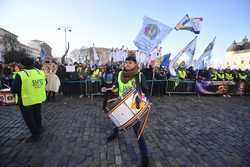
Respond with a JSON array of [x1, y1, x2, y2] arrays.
[[17, 69, 46, 106], [225, 73, 234, 80], [12, 72, 17, 79], [239, 73, 247, 81], [217, 73, 225, 79], [211, 72, 218, 80]]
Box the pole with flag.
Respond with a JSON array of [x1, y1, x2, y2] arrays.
[[195, 37, 216, 70], [175, 14, 203, 34], [134, 16, 172, 55], [160, 53, 171, 67], [169, 36, 198, 77], [195, 37, 216, 82], [40, 48, 46, 63], [91, 43, 99, 67]]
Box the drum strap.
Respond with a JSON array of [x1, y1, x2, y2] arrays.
[[135, 72, 143, 97]]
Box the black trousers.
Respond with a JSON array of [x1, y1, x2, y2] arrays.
[[112, 122, 148, 157], [19, 103, 42, 137]]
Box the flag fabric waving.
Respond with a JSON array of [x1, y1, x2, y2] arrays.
[[195, 37, 216, 70], [90, 46, 100, 66], [160, 53, 171, 67], [175, 14, 203, 34], [134, 16, 172, 55], [40, 48, 46, 63], [169, 36, 198, 76]]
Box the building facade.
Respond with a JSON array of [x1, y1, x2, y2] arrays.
[[0, 27, 53, 62], [28, 40, 53, 59], [0, 27, 18, 62], [224, 36, 250, 70]]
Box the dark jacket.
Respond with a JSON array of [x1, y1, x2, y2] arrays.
[[11, 71, 23, 105]]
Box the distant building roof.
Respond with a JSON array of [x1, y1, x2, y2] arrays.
[[0, 27, 18, 38], [226, 36, 250, 52]]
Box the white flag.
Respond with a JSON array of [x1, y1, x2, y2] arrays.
[[90, 46, 99, 66], [169, 36, 197, 76], [134, 16, 172, 55], [195, 37, 216, 70]]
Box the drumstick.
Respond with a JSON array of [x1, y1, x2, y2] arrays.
[[137, 105, 151, 140], [3, 83, 10, 88], [101, 87, 113, 92]]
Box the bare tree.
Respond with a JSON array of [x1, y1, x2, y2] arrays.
[[69, 48, 81, 63]]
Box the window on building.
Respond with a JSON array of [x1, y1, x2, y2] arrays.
[[241, 60, 244, 64]]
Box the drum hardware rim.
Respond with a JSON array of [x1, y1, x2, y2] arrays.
[[119, 105, 152, 140], [120, 104, 150, 129], [119, 103, 151, 130], [107, 88, 152, 130], [107, 89, 134, 115]]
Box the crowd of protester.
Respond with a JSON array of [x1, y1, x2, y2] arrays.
[[1, 60, 250, 97]]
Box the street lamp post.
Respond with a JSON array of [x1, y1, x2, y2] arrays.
[[57, 26, 71, 58]]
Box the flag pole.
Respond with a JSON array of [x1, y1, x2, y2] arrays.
[[150, 66, 155, 96]]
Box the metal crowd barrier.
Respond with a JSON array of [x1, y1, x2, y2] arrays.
[[63, 79, 249, 97], [167, 79, 196, 95], [85, 79, 102, 97], [63, 79, 103, 98]]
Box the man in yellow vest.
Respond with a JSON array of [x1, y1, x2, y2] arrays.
[[107, 55, 150, 167], [238, 70, 247, 82], [11, 57, 46, 143], [210, 69, 218, 81], [225, 68, 234, 81], [217, 70, 225, 81], [177, 67, 187, 80]]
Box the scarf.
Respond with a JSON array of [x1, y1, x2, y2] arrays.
[[121, 66, 139, 83]]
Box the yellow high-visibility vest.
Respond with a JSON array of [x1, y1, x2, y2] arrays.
[[118, 71, 141, 97], [17, 69, 46, 106]]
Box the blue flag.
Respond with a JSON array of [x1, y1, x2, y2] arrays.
[[160, 53, 171, 67], [40, 48, 46, 63], [175, 14, 203, 34]]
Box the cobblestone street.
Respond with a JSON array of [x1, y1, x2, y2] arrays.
[[1, 96, 250, 167]]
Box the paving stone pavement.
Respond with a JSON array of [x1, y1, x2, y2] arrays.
[[0, 95, 250, 167]]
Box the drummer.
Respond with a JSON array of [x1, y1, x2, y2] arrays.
[[107, 54, 150, 167]]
